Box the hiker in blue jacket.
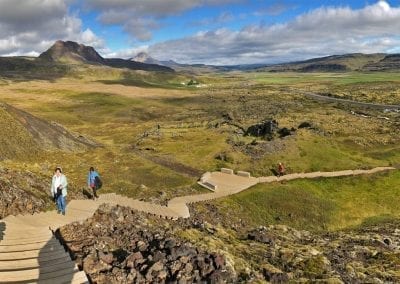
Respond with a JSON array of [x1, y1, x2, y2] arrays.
[[87, 167, 100, 200]]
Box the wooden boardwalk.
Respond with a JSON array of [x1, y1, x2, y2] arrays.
[[0, 166, 395, 283]]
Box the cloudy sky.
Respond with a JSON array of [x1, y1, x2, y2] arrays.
[[1, 0, 400, 65]]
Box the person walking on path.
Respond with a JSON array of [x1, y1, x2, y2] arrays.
[[88, 167, 100, 200], [51, 167, 68, 215], [278, 162, 286, 176]]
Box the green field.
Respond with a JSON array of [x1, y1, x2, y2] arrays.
[[198, 170, 400, 232]]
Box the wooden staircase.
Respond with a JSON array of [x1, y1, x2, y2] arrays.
[[0, 193, 187, 283], [0, 224, 88, 283]]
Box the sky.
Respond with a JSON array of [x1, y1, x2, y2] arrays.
[[1, 0, 400, 65]]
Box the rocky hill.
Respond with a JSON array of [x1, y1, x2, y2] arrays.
[[39, 40, 105, 64]]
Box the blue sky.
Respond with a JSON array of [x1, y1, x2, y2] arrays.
[[0, 0, 400, 64]]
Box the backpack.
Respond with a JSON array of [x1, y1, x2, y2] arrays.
[[94, 176, 102, 189]]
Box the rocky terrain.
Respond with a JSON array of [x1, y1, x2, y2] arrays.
[[57, 203, 400, 283], [58, 204, 234, 283], [0, 168, 51, 218]]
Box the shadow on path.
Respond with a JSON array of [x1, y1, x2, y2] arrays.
[[0, 222, 5, 241], [37, 235, 77, 283]]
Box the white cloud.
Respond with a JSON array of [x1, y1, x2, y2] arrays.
[[84, 0, 242, 41], [103, 46, 150, 59], [0, 0, 104, 56], [189, 11, 235, 27], [147, 1, 400, 65], [253, 2, 294, 16]]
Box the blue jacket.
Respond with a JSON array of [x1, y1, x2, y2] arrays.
[[88, 171, 99, 187]]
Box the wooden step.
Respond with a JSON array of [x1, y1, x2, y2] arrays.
[[0, 254, 72, 271], [0, 265, 80, 282], [2, 230, 52, 238], [3, 231, 53, 241], [0, 236, 54, 246], [38, 270, 89, 284], [0, 239, 63, 253], [2, 217, 37, 229], [0, 249, 69, 261]]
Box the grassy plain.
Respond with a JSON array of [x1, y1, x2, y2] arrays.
[[0, 65, 399, 229]]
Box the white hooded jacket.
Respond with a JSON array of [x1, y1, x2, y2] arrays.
[[51, 174, 68, 197]]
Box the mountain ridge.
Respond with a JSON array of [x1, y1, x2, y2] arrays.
[[38, 40, 173, 72], [252, 53, 400, 72]]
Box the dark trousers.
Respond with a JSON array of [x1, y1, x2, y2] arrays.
[[91, 186, 98, 199]]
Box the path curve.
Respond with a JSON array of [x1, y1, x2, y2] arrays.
[[0, 166, 395, 283]]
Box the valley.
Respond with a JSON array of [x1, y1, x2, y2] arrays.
[[0, 43, 400, 283]]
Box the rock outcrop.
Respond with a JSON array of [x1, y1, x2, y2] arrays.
[[245, 119, 295, 140], [58, 204, 235, 283]]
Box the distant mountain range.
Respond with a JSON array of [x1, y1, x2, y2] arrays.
[[130, 51, 227, 73], [131, 50, 400, 72], [1, 40, 400, 73], [255, 53, 400, 72]]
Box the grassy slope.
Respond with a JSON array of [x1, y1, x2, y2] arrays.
[[207, 170, 400, 232], [0, 69, 199, 199], [0, 107, 40, 160]]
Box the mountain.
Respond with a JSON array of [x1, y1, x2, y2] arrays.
[[39, 41, 173, 72], [255, 53, 388, 72], [131, 52, 161, 65], [39, 40, 105, 64]]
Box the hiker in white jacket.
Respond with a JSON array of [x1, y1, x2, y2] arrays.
[[50, 167, 68, 215]]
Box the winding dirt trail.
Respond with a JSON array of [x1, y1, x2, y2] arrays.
[[0, 166, 395, 283]]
